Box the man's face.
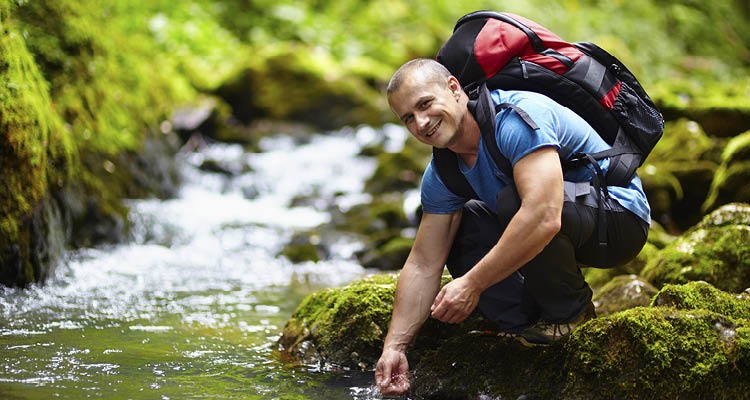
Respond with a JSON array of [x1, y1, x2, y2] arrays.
[[388, 73, 465, 149]]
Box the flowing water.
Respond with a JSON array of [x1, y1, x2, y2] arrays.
[[1, 126, 412, 399]]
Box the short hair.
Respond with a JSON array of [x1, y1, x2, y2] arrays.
[[386, 58, 453, 96]]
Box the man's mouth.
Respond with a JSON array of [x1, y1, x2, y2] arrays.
[[425, 120, 441, 137]]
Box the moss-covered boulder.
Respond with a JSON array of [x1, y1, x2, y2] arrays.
[[592, 274, 658, 316], [410, 305, 750, 399], [702, 131, 750, 213], [641, 203, 750, 292], [278, 230, 329, 264], [653, 281, 750, 319], [282, 274, 750, 399], [278, 273, 496, 370], [214, 47, 389, 130]]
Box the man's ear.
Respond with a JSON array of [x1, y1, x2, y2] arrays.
[[448, 76, 462, 98]]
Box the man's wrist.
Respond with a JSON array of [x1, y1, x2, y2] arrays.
[[384, 340, 409, 353], [463, 270, 488, 293]]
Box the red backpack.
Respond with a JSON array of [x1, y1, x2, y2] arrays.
[[433, 11, 664, 199]]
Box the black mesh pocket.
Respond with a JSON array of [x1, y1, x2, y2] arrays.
[[612, 81, 664, 154]]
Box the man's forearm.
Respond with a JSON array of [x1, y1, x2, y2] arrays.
[[383, 261, 443, 351], [464, 201, 560, 293]]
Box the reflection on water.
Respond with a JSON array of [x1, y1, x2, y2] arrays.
[[1, 126, 408, 399]]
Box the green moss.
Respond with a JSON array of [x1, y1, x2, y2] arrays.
[[564, 307, 749, 398], [641, 224, 750, 292], [364, 145, 429, 195], [703, 132, 750, 212], [652, 281, 750, 320], [279, 273, 399, 367]]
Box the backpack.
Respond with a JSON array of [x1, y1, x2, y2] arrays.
[[433, 10, 664, 199]]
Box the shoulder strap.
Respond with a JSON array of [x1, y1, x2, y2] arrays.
[[432, 84, 544, 198], [432, 147, 478, 199], [470, 84, 514, 181]]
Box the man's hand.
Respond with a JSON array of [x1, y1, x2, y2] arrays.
[[375, 348, 410, 396], [430, 276, 481, 323]]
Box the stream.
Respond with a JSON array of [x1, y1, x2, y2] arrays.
[[1, 125, 411, 399]]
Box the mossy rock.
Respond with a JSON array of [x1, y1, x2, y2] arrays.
[[702, 131, 750, 213], [652, 281, 750, 320], [278, 273, 495, 370], [693, 202, 750, 230], [357, 236, 414, 270], [363, 146, 428, 195], [592, 274, 658, 316], [647, 118, 717, 163], [214, 46, 389, 130], [278, 231, 332, 264], [641, 215, 750, 292], [279, 274, 399, 368], [282, 275, 750, 398], [410, 307, 750, 399]]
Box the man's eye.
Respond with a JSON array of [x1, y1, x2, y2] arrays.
[[404, 115, 413, 124], [421, 100, 432, 109]]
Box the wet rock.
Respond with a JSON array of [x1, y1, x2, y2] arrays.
[[702, 131, 750, 213], [410, 307, 750, 399], [278, 231, 330, 264], [641, 204, 750, 292], [357, 236, 413, 270], [171, 96, 262, 149], [282, 273, 750, 399], [592, 274, 658, 316], [278, 273, 495, 370]]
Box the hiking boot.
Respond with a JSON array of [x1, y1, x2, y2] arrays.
[[517, 302, 596, 347]]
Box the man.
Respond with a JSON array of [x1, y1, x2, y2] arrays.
[[374, 58, 650, 396]]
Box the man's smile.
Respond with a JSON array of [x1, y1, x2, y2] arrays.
[[425, 119, 442, 138]]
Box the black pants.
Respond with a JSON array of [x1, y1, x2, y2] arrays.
[[445, 182, 648, 333]]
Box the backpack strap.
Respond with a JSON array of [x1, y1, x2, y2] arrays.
[[432, 147, 478, 199], [432, 83, 540, 199]]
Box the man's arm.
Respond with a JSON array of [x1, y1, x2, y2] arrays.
[[430, 146, 563, 323], [375, 210, 462, 395]]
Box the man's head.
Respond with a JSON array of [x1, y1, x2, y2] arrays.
[[387, 58, 469, 149]]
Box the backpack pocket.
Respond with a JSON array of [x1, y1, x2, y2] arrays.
[[611, 80, 664, 154]]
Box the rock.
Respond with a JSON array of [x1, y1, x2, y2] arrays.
[[652, 281, 750, 319], [358, 236, 414, 270], [693, 202, 750, 229], [641, 204, 750, 292], [278, 231, 330, 264], [278, 274, 398, 368], [282, 274, 750, 399], [410, 307, 750, 399], [214, 48, 389, 130], [702, 132, 750, 213], [592, 274, 658, 316], [278, 273, 495, 370]]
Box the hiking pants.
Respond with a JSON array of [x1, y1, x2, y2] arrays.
[[445, 182, 649, 333]]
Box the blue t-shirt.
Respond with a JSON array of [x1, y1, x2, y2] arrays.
[[420, 89, 651, 224]]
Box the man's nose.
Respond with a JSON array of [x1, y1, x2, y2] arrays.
[[414, 111, 429, 133]]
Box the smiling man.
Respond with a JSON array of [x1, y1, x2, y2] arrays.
[[374, 58, 650, 396]]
